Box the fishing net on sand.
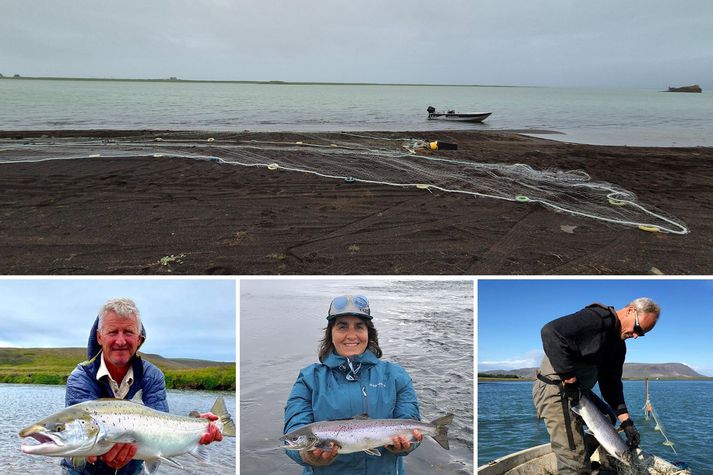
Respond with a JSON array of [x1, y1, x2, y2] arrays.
[[0, 132, 688, 235]]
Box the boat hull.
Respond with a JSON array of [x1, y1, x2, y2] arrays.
[[477, 443, 690, 475], [427, 112, 492, 123]]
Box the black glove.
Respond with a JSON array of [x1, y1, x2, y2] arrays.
[[562, 381, 581, 405], [620, 418, 640, 449]]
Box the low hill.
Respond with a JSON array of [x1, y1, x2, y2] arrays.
[[479, 362, 708, 380], [0, 347, 235, 390]]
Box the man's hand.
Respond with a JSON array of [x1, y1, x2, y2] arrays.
[[562, 380, 581, 405], [620, 419, 640, 449], [385, 429, 423, 453], [88, 443, 137, 469], [300, 442, 339, 466], [198, 412, 223, 445]]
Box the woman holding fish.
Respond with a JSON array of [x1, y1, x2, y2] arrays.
[[283, 295, 443, 474]]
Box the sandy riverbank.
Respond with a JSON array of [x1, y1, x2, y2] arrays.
[[1, 129, 711, 275]]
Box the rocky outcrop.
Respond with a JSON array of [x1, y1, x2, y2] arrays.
[[667, 84, 702, 93]]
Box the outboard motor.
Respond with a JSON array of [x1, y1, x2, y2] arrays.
[[427, 106, 436, 113]]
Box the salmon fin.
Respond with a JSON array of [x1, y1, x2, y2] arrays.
[[70, 457, 86, 470], [144, 459, 161, 474], [431, 413, 454, 450], [159, 456, 184, 469], [363, 448, 382, 456], [188, 410, 202, 418], [188, 444, 210, 463], [210, 397, 236, 437], [130, 390, 143, 403], [353, 413, 370, 420]]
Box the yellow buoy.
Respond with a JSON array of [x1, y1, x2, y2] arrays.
[[416, 184, 430, 190], [638, 225, 660, 233], [267, 163, 279, 170], [609, 198, 627, 206], [515, 195, 530, 202], [207, 137, 215, 142]]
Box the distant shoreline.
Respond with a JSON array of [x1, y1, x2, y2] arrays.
[[0, 75, 521, 88]]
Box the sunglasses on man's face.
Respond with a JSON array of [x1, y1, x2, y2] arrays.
[[632, 308, 645, 337]]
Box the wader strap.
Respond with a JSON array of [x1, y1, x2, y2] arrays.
[[539, 372, 576, 450], [537, 372, 560, 385], [561, 391, 576, 451]]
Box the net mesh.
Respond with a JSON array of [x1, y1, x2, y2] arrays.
[[0, 133, 689, 235]]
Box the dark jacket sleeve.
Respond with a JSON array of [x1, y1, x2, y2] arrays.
[[541, 307, 609, 379], [599, 342, 628, 415]]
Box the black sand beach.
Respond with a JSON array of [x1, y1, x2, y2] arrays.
[[1, 130, 711, 275]]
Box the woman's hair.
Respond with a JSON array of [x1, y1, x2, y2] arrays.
[[318, 317, 383, 362]]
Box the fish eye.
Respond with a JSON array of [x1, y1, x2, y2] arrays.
[[54, 424, 65, 432]]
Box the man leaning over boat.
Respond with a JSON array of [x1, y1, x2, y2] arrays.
[[532, 299, 659, 474]]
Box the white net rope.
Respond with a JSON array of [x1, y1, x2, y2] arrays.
[[0, 133, 689, 235]]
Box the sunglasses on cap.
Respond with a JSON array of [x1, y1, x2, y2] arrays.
[[632, 308, 645, 337], [327, 295, 371, 320]]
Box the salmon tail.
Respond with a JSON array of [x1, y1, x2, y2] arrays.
[[210, 397, 236, 437], [430, 413, 454, 450]]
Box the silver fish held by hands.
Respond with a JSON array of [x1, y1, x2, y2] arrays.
[[571, 392, 631, 464], [281, 413, 453, 456], [19, 395, 236, 474]]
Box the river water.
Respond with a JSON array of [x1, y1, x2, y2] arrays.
[[478, 379, 713, 474], [0, 383, 236, 474], [2, 79, 712, 146], [240, 279, 474, 474]]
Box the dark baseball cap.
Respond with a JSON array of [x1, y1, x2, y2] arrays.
[[327, 295, 371, 320]]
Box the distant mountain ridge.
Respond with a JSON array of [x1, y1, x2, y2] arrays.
[[480, 362, 707, 380], [0, 347, 232, 368], [0, 347, 235, 390]]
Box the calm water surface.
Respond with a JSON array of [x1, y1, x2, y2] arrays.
[[478, 380, 713, 474], [0, 384, 236, 474], [2, 79, 712, 146], [240, 279, 474, 474]]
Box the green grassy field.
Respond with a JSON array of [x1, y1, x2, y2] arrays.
[[0, 348, 235, 390]]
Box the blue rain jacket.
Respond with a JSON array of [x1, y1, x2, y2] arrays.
[[61, 317, 168, 475], [284, 350, 420, 474]]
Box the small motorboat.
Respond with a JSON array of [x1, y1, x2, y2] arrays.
[[477, 443, 690, 475], [427, 106, 492, 123]]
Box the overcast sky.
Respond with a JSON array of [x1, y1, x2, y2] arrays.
[[0, 279, 236, 362], [478, 279, 713, 377], [2, 0, 711, 88]]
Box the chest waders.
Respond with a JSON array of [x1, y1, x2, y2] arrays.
[[537, 372, 577, 450]]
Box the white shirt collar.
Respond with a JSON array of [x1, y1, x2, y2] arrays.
[[96, 352, 135, 399]]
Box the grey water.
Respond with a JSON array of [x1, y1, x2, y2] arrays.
[[478, 380, 713, 474], [0, 383, 236, 474], [240, 279, 474, 474], [2, 78, 712, 146]]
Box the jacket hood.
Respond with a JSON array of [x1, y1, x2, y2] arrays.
[[87, 315, 147, 360]]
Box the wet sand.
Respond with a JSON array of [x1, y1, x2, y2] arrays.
[[1, 130, 711, 275]]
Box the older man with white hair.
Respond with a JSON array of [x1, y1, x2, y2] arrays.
[[62, 298, 221, 475]]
